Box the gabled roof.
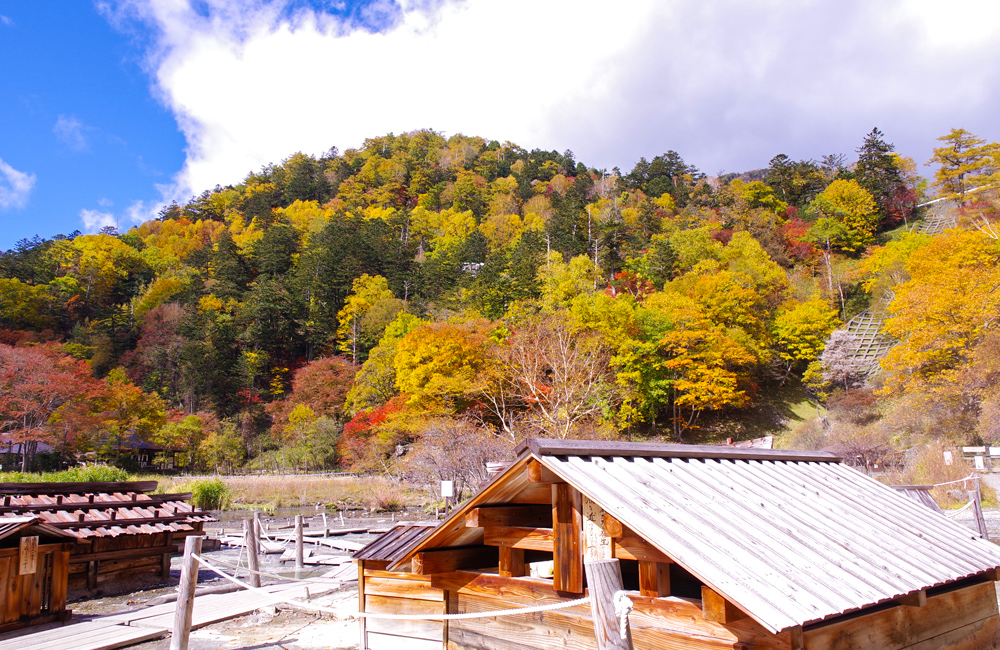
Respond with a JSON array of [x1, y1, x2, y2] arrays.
[[394, 438, 1000, 635]]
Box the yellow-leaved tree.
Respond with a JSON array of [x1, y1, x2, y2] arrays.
[[336, 274, 396, 364]]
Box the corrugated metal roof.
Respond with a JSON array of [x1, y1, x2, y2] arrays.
[[540, 451, 1000, 634], [354, 522, 438, 563]]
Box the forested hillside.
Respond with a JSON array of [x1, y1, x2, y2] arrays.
[[2, 127, 998, 487]]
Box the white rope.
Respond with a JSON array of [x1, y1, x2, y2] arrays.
[[931, 475, 976, 488], [191, 553, 346, 616], [612, 590, 633, 638], [207, 555, 352, 585], [943, 501, 974, 518], [192, 552, 593, 622], [354, 596, 593, 621]]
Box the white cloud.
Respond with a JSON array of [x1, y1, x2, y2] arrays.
[[98, 197, 114, 207], [0, 158, 36, 209], [79, 209, 118, 233], [0, 15, 13, 27], [53, 115, 90, 152], [103, 0, 1000, 196]]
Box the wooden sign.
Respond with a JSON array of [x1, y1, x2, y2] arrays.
[[19, 536, 38, 575]]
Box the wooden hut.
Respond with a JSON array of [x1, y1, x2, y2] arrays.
[[0, 480, 213, 595], [0, 516, 76, 632], [356, 438, 1000, 650]]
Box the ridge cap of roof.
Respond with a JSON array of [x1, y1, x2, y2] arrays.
[[515, 437, 842, 463]]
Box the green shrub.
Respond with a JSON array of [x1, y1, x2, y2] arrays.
[[55, 464, 132, 483], [188, 479, 232, 510], [0, 464, 133, 483]]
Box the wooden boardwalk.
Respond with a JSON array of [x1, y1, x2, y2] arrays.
[[0, 582, 315, 650]]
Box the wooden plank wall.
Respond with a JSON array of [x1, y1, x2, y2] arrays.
[[805, 580, 1000, 650], [362, 566, 445, 650], [0, 544, 71, 631]]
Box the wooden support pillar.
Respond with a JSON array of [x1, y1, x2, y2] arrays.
[[161, 532, 173, 577], [357, 560, 367, 650], [295, 514, 304, 570], [638, 561, 670, 597], [585, 559, 633, 650], [970, 487, 989, 540], [790, 626, 804, 650], [170, 535, 202, 650], [499, 545, 526, 578], [553, 483, 583, 593], [87, 559, 98, 590]]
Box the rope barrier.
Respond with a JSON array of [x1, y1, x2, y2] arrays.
[[943, 501, 974, 518], [930, 475, 977, 488], [191, 551, 604, 623], [191, 553, 347, 616], [354, 596, 594, 621], [206, 555, 353, 585]]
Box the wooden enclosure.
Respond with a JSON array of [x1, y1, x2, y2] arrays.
[[355, 438, 1000, 650], [0, 517, 75, 633], [0, 481, 213, 595]]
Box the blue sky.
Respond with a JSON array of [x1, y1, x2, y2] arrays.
[[3, 0, 1000, 249]]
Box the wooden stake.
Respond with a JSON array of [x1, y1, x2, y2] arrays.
[[170, 535, 202, 650], [244, 519, 261, 588], [295, 514, 304, 569], [970, 487, 989, 540], [585, 559, 633, 650]]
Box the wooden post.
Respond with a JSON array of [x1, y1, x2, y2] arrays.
[[357, 560, 367, 650], [295, 514, 304, 569], [585, 559, 633, 650], [322, 512, 329, 538], [170, 535, 202, 650], [970, 484, 989, 540], [553, 483, 583, 593], [244, 519, 261, 588], [253, 511, 262, 542]]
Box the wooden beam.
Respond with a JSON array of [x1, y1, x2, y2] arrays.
[[412, 546, 499, 575], [898, 589, 927, 607], [553, 483, 583, 594], [499, 546, 526, 578], [638, 561, 670, 597], [507, 484, 552, 504], [701, 586, 747, 624], [613, 536, 673, 564], [527, 459, 561, 484], [466, 505, 552, 528], [603, 513, 624, 539], [483, 526, 554, 551]]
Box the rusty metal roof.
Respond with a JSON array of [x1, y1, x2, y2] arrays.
[[354, 522, 438, 563], [534, 443, 1000, 634], [0, 483, 214, 538], [0, 515, 78, 542]]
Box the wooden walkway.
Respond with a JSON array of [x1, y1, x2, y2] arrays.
[[0, 582, 315, 650]]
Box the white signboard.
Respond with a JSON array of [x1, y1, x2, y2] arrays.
[[943, 451, 954, 466], [975, 455, 986, 470], [440, 480, 454, 498], [19, 536, 38, 575]]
